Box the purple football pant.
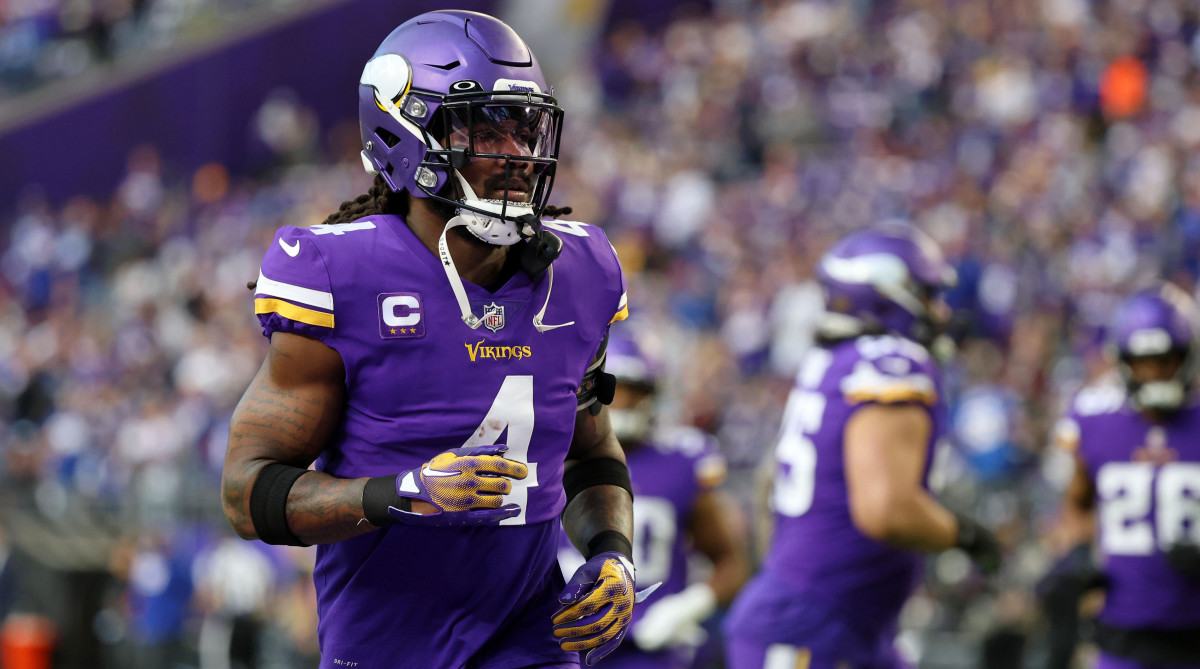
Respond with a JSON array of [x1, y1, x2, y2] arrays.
[[724, 573, 909, 669], [1095, 652, 1200, 669], [316, 521, 578, 669], [466, 579, 580, 669]]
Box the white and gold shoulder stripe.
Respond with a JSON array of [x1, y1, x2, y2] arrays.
[[1052, 417, 1081, 452], [254, 270, 334, 328], [610, 291, 629, 325], [255, 271, 333, 310], [840, 360, 937, 406]]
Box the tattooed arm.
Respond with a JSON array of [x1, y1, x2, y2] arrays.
[[221, 331, 376, 545], [561, 404, 634, 554]]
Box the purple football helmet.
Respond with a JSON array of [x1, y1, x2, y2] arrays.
[[605, 335, 660, 445], [816, 221, 957, 346], [606, 336, 660, 388], [1109, 284, 1198, 411], [358, 11, 564, 244]]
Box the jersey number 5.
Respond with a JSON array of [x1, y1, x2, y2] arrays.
[[772, 391, 826, 517], [772, 350, 833, 518], [461, 375, 539, 526]]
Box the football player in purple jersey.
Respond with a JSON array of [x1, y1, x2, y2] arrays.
[[1046, 285, 1200, 669], [219, 11, 649, 668], [724, 222, 1001, 669], [557, 335, 751, 669]]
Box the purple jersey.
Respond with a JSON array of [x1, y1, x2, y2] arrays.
[[558, 427, 726, 668], [739, 335, 945, 643], [1054, 384, 1200, 630], [254, 214, 626, 667]]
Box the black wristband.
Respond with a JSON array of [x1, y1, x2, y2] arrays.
[[248, 464, 310, 546], [953, 511, 1001, 574], [954, 512, 982, 552], [586, 530, 633, 561], [362, 475, 410, 526], [562, 457, 633, 508]]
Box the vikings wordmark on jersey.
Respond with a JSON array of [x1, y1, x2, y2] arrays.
[[254, 213, 626, 668]]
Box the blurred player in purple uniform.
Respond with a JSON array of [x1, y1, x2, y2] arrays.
[[724, 222, 1001, 669], [1047, 285, 1200, 669], [558, 335, 751, 669], [220, 11, 650, 668]]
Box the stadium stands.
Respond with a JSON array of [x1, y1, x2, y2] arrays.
[[4, 0, 1200, 666]]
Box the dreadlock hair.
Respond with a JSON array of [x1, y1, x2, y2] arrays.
[[323, 172, 572, 224], [246, 177, 573, 291], [322, 174, 409, 224]]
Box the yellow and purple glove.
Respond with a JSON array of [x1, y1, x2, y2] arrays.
[[553, 552, 659, 665], [386, 444, 528, 526]]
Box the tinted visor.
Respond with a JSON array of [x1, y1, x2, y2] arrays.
[[447, 102, 559, 160]]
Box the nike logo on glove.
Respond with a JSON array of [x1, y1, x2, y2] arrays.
[[421, 466, 457, 477], [279, 238, 301, 257]]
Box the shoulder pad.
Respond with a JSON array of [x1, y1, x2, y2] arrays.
[[653, 426, 727, 489], [853, 335, 932, 364], [255, 225, 336, 338], [796, 347, 836, 390], [541, 219, 594, 239], [1071, 383, 1127, 418], [304, 219, 379, 237], [695, 453, 727, 489], [1052, 416, 1081, 452], [653, 426, 718, 458], [543, 219, 628, 326], [839, 345, 938, 407]]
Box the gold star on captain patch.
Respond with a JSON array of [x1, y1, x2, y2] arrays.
[[390, 328, 396, 334], [408, 327, 416, 333]]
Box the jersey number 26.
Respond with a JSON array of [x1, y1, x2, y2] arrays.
[[1098, 462, 1200, 555]]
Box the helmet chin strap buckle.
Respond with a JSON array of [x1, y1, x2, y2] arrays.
[[516, 213, 562, 277]]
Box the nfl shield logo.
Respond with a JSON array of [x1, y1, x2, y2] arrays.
[[483, 302, 505, 332]]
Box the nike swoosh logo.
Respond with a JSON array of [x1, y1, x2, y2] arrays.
[[279, 238, 301, 257], [533, 318, 575, 333], [422, 467, 457, 478]]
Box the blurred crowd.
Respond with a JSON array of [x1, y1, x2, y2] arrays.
[[0, 142, 361, 666], [0, 0, 314, 95], [5, 0, 1200, 666]]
